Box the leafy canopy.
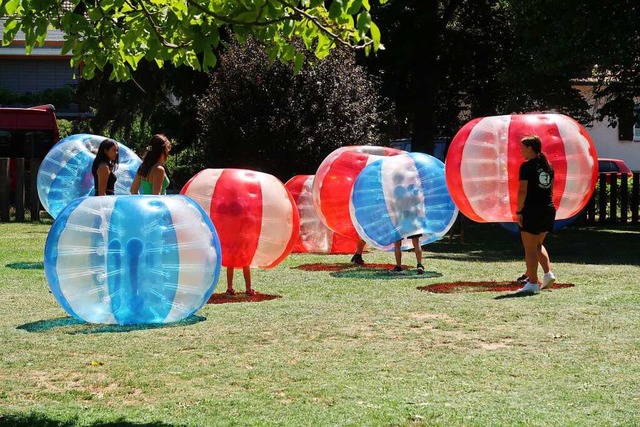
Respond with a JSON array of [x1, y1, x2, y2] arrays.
[[1, 0, 386, 81]]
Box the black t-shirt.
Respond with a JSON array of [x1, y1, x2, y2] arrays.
[[92, 161, 116, 195], [519, 158, 554, 208]]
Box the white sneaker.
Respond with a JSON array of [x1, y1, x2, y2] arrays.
[[541, 271, 556, 290], [517, 281, 540, 294]]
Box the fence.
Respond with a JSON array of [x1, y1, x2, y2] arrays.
[[583, 173, 639, 224], [0, 157, 41, 222]]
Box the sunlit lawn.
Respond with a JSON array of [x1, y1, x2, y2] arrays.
[[1, 220, 639, 426]]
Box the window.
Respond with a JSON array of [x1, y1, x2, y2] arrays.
[[598, 160, 618, 173]]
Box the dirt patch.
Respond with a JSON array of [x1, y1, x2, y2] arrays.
[[418, 281, 575, 293], [207, 292, 281, 304]]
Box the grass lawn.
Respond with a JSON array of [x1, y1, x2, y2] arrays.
[[0, 220, 639, 426]]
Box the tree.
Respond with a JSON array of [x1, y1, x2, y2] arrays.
[[193, 38, 384, 183], [73, 61, 210, 150], [508, 0, 640, 132], [368, 0, 517, 153], [1, 0, 387, 81]]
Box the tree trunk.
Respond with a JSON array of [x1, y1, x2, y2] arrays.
[[410, 0, 438, 154]]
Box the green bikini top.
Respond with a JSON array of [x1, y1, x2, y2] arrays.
[[140, 164, 170, 195]]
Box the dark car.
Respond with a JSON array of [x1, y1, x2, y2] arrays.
[[597, 158, 633, 183]]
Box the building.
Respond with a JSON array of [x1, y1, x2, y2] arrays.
[[574, 80, 640, 171], [0, 19, 80, 117]]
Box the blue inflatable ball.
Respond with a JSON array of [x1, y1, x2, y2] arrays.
[[44, 195, 221, 325], [350, 152, 459, 250], [37, 134, 141, 219]]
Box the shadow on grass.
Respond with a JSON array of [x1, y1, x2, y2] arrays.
[[429, 223, 640, 265], [0, 413, 178, 426], [207, 292, 281, 304], [418, 281, 576, 298], [330, 264, 442, 280], [16, 315, 206, 334], [6, 261, 44, 270]]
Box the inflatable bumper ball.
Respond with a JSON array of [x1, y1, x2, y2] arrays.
[[445, 113, 598, 223], [181, 169, 299, 268], [285, 175, 358, 254], [350, 153, 458, 251], [44, 195, 222, 325], [312, 146, 406, 240], [37, 134, 141, 219]]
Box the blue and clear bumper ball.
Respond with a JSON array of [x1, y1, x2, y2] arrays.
[[350, 152, 458, 250], [44, 195, 221, 325], [37, 134, 141, 218]]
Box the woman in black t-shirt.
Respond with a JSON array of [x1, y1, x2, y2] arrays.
[[92, 139, 119, 196], [515, 135, 557, 294]]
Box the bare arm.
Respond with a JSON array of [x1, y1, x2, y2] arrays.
[[517, 180, 527, 226], [130, 173, 141, 194], [96, 164, 110, 196]]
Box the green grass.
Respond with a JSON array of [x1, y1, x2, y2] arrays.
[[1, 221, 639, 426]]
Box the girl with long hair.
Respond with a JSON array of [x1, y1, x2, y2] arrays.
[[92, 138, 119, 196], [130, 134, 171, 195], [516, 135, 557, 294]]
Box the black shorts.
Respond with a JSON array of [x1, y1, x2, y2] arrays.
[[407, 234, 422, 239], [521, 206, 556, 235]]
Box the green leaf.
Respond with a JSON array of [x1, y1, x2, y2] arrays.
[[202, 48, 217, 71], [293, 52, 305, 74], [369, 20, 380, 50], [3, 0, 20, 15], [356, 11, 371, 37], [328, 0, 344, 20], [283, 19, 295, 37], [315, 32, 331, 59], [362, 0, 370, 10], [2, 18, 19, 46], [234, 25, 250, 44], [346, 0, 362, 15]]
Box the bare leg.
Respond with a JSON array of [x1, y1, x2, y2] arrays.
[[394, 240, 402, 266], [521, 231, 541, 283], [226, 267, 235, 294], [412, 237, 423, 265], [243, 266, 254, 295], [356, 239, 366, 255], [537, 239, 551, 274]]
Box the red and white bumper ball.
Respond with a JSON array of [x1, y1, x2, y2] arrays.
[[312, 146, 405, 240], [445, 114, 598, 222], [181, 169, 299, 268], [285, 175, 359, 254]]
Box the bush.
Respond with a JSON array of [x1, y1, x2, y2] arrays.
[[195, 39, 387, 182], [57, 119, 73, 139]]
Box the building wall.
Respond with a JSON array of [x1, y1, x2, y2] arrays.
[[586, 120, 640, 171], [0, 58, 77, 93], [575, 83, 640, 171]]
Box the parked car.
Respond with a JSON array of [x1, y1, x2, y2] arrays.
[[597, 158, 633, 183]]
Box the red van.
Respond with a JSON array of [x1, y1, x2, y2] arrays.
[[0, 105, 60, 190]]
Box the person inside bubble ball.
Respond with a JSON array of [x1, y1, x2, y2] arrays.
[[92, 139, 119, 196], [217, 187, 256, 296], [130, 134, 172, 195], [515, 135, 557, 294], [389, 234, 424, 274]]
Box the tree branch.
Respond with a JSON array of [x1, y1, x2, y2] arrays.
[[136, 0, 191, 49], [273, 0, 373, 50]]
